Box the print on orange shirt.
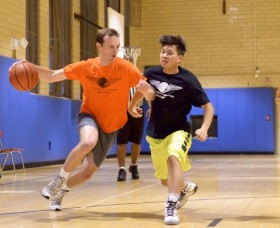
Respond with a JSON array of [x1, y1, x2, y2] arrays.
[[64, 57, 143, 133]]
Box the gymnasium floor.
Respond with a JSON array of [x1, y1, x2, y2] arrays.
[[0, 154, 280, 228]]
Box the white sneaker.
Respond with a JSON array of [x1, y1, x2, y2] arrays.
[[177, 181, 198, 209], [164, 195, 179, 225], [50, 189, 69, 211], [41, 175, 65, 200]]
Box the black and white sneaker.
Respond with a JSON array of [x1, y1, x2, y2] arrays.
[[164, 195, 179, 225], [50, 189, 69, 211], [41, 175, 65, 200], [177, 181, 198, 209]]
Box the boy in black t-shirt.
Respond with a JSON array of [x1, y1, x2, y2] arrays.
[[129, 35, 214, 225]]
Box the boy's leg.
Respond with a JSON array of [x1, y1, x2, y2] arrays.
[[163, 156, 184, 225], [167, 155, 185, 194]]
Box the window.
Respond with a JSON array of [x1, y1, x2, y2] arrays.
[[80, 0, 98, 60], [79, 0, 99, 99], [26, 0, 39, 93], [49, 0, 72, 98], [124, 0, 141, 28], [107, 0, 120, 12], [190, 115, 218, 138]]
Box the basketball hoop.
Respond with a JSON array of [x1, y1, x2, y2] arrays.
[[119, 46, 141, 66]]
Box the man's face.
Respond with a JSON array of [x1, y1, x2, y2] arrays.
[[97, 35, 120, 62], [160, 45, 182, 70]]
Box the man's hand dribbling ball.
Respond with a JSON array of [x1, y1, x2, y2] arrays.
[[9, 61, 38, 91]]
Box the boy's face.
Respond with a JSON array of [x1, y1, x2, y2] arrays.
[[160, 45, 183, 71], [96, 35, 120, 63]]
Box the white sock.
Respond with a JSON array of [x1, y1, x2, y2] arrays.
[[168, 193, 179, 202], [62, 183, 70, 191], [183, 180, 188, 189], [119, 167, 125, 170], [60, 167, 71, 180]]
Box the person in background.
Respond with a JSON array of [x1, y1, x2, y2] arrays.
[[116, 54, 145, 181], [129, 34, 214, 225]]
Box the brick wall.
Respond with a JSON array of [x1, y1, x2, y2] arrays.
[[0, 0, 26, 59], [132, 0, 280, 88]]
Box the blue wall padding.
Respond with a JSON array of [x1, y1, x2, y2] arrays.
[[0, 56, 79, 165], [189, 87, 274, 153], [0, 55, 275, 167]]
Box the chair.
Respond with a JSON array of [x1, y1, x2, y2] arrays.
[[0, 130, 25, 173]]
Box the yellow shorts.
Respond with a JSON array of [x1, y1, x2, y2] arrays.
[[146, 130, 192, 180]]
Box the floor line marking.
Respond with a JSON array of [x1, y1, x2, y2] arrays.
[[48, 182, 160, 219], [208, 218, 222, 227], [0, 190, 34, 194]]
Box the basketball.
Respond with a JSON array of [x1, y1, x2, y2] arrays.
[[9, 62, 38, 91]]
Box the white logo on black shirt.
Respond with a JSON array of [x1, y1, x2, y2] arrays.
[[150, 80, 182, 99]]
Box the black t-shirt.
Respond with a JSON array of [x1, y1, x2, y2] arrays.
[[144, 66, 210, 139]]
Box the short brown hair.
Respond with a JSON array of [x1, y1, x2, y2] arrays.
[[96, 28, 120, 44]]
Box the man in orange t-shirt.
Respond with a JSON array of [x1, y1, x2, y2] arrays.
[[11, 28, 154, 211]]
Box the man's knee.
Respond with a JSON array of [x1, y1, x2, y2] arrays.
[[81, 164, 98, 180], [79, 140, 96, 153]]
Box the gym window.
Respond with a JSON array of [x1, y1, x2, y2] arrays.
[[190, 115, 218, 138]]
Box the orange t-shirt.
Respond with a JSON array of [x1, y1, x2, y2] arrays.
[[64, 57, 144, 133]]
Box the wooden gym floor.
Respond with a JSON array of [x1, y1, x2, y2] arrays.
[[0, 154, 280, 228]]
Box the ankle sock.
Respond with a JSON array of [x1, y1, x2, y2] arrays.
[[168, 193, 179, 202], [60, 167, 71, 180], [62, 183, 70, 191]]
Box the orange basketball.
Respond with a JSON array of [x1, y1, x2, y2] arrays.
[[9, 62, 38, 91]]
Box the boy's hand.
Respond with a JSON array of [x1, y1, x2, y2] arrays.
[[195, 128, 208, 142], [136, 79, 150, 93], [128, 106, 143, 118]]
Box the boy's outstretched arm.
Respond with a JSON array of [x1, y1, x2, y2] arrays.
[[136, 79, 156, 102]]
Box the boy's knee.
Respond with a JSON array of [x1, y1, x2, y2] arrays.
[[161, 179, 167, 186]]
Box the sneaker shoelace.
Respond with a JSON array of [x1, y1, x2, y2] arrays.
[[48, 176, 65, 194], [52, 190, 68, 205], [178, 190, 186, 202], [166, 201, 177, 216]]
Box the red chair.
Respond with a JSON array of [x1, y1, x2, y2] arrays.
[[0, 130, 25, 173]]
